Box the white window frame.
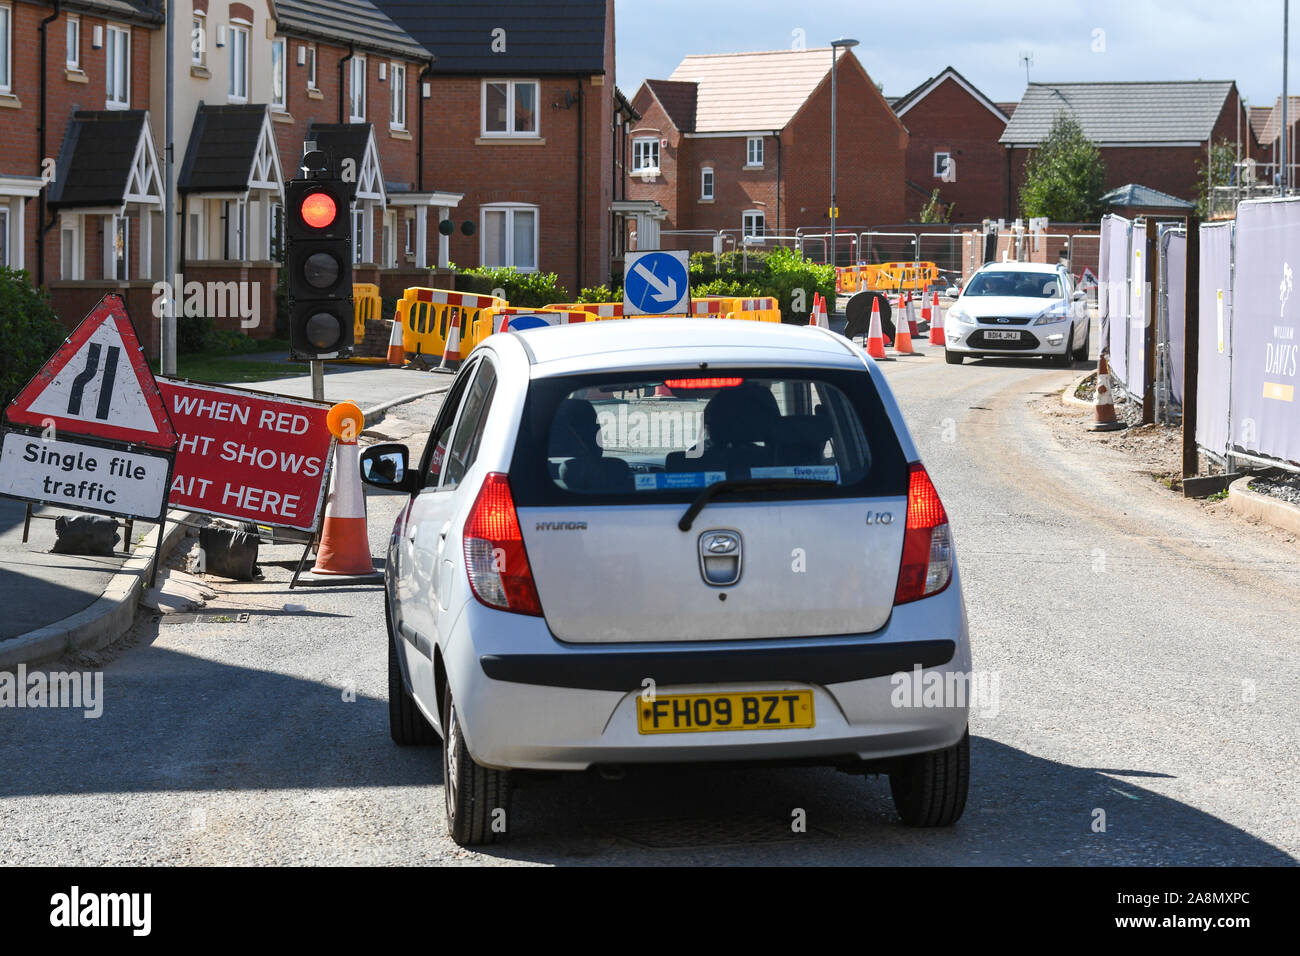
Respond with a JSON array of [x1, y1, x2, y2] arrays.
[[306, 44, 317, 90], [188, 206, 205, 260], [191, 12, 205, 67], [349, 54, 366, 121], [742, 210, 765, 240], [480, 203, 538, 272], [701, 166, 714, 200], [934, 151, 951, 178], [746, 136, 764, 168], [268, 202, 283, 260], [270, 37, 286, 111], [104, 214, 129, 279], [60, 218, 84, 278], [105, 24, 130, 109], [223, 199, 246, 261], [351, 208, 364, 264], [227, 21, 249, 103], [383, 209, 397, 267], [66, 16, 81, 71], [0, 206, 10, 267], [390, 62, 406, 130], [404, 216, 413, 258], [0, 4, 12, 94], [480, 79, 540, 138], [632, 137, 660, 174]]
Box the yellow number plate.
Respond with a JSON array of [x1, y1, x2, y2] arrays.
[[637, 690, 815, 735]]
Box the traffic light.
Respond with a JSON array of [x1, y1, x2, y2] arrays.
[[286, 175, 353, 359]]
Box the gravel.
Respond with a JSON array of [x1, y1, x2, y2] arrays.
[[1249, 474, 1300, 506]]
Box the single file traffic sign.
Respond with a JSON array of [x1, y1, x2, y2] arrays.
[[624, 250, 690, 316], [5, 293, 177, 450]]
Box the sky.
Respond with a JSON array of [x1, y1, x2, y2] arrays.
[[614, 0, 1285, 112]]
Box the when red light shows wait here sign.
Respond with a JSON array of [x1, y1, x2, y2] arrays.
[[157, 380, 334, 532]]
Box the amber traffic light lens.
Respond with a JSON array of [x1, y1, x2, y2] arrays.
[[300, 192, 337, 229], [303, 251, 341, 289]]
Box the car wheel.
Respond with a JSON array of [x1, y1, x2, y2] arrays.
[[1073, 323, 1091, 362], [387, 596, 438, 746], [944, 349, 964, 365], [1050, 333, 1074, 367], [888, 727, 969, 827], [443, 685, 512, 846]]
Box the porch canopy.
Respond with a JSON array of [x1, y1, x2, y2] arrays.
[[306, 123, 387, 265], [48, 110, 164, 279], [387, 188, 464, 269], [178, 104, 286, 263]]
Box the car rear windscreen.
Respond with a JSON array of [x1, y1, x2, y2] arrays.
[[509, 367, 908, 506]]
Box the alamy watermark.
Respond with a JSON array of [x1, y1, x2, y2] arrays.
[[152, 273, 260, 330], [0, 664, 103, 718]]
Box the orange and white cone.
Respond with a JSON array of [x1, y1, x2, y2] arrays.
[[866, 296, 890, 360], [928, 290, 945, 346], [920, 289, 933, 333], [437, 310, 462, 371], [497, 312, 510, 334], [305, 402, 382, 582], [892, 306, 916, 355], [386, 319, 405, 366], [816, 293, 830, 328], [1088, 355, 1126, 432], [906, 292, 918, 336]]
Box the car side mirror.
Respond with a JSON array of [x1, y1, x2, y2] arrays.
[[360, 443, 418, 493], [1072, 290, 1087, 301]]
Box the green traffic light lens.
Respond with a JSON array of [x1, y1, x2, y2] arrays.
[[305, 313, 342, 351]]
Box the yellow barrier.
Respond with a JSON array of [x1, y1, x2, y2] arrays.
[[395, 287, 508, 361], [352, 283, 381, 341], [470, 306, 596, 349]]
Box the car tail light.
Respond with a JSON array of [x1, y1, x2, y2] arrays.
[[894, 463, 953, 604], [463, 473, 543, 616]]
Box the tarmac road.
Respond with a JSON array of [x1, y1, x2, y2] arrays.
[[2, 349, 1297, 866]]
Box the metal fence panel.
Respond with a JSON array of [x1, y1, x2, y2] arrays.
[[1197, 222, 1234, 457], [1100, 215, 1131, 382], [1164, 229, 1187, 407], [1231, 198, 1300, 466]]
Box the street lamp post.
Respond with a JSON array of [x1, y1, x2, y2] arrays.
[[829, 38, 859, 277]]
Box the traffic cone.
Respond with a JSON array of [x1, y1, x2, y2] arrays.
[[498, 312, 510, 334], [816, 293, 830, 329], [865, 297, 890, 360], [928, 290, 945, 346], [386, 319, 405, 366], [437, 309, 462, 372], [920, 289, 933, 332], [892, 308, 916, 355], [906, 292, 918, 336], [1088, 355, 1126, 432], [808, 293, 819, 326], [300, 403, 383, 585]]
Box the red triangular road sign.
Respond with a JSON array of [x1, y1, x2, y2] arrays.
[[5, 293, 177, 450]]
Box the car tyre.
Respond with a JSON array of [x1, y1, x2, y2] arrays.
[[388, 597, 438, 746], [888, 727, 969, 827], [944, 349, 964, 365], [1072, 323, 1091, 362], [443, 685, 512, 846]]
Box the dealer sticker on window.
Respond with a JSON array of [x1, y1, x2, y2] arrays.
[[634, 471, 727, 491], [750, 465, 840, 482]]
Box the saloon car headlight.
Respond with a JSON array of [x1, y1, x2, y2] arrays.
[[1034, 309, 1068, 326], [947, 308, 978, 325]]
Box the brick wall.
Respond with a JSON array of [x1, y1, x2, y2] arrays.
[[899, 76, 1008, 222]]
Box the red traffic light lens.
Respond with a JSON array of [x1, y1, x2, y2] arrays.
[[300, 192, 337, 229]]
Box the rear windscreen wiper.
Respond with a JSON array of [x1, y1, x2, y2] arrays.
[[678, 478, 838, 531]]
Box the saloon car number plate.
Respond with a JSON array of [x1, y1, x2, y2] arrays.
[[986, 329, 1021, 340], [637, 690, 815, 734]]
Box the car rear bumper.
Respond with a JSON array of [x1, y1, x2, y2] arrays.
[[439, 576, 973, 771], [945, 323, 1069, 356]]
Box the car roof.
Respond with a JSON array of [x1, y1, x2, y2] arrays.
[[503, 319, 866, 376], [974, 262, 1064, 274]]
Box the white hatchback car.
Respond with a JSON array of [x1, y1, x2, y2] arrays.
[[943, 261, 1090, 366], [361, 320, 972, 846]]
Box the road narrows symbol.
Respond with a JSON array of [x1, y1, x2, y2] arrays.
[[67, 343, 102, 416], [66, 344, 120, 420]]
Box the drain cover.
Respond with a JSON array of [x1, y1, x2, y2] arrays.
[[160, 612, 250, 626]]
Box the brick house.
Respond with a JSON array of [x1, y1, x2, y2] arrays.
[[374, 0, 618, 295], [1253, 95, 1299, 185], [999, 80, 1252, 217], [0, 0, 164, 346], [890, 66, 1010, 223], [626, 47, 906, 263]]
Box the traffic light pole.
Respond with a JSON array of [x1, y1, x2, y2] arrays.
[[311, 360, 325, 402]]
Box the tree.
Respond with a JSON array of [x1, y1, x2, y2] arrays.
[[0, 268, 67, 408], [1195, 139, 1236, 218], [1018, 112, 1107, 222], [919, 189, 952, 224]]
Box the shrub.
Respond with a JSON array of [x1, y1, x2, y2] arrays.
[[457, 266, 569, 307], [575, 284, 622, 304], [177, 315, 214, 355], [685, 247, 832, 321], [0, 269, 67, 408], [201, 327, 257, 354]]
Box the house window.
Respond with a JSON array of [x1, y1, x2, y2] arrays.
[[383, 210, 397, 267], [746, 136, 764, 167], [228, 22, 249, 102], [701, 166, 714, 200], [191, 13, 205, 66], [390, 62, 406, 129], [0, 5, 11, 93], [60, 221, 76, 277], [188, 208, 204, 259], [481, 204, 537, 270], [481, 79, 538, 137], [742, 210, 765, 240], [223, 199, 245, 260], [106, 25, 130, 107], [632, 138, 660, 173], [0, 207, 9, 267], [934, 151, 951, 178], [271, 38, 286, 110], [268, 203, 284, 260], [66, 17, 80, 70], [350, 55, 366, 120], [306, 45, 317, 90], [106, 215, 129, 280], [404, 217, 413, 258]]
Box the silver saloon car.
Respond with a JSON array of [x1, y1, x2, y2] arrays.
[[360, 319, 972, 846], [943, 262, 1090, 366]]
